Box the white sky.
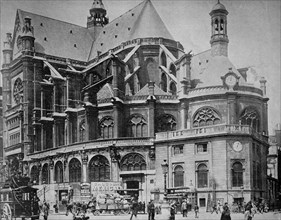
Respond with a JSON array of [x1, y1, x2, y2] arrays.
[[0, 0, 280, 135]]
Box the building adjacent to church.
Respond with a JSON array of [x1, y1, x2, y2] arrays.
[[1, 0, 269, 210]]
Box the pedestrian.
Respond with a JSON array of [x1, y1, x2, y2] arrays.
[[147, 199, 155, 220], [244, 201, 253, 220], [220, 203, 231, 220], [130, 197, 139, 220], [211, 202, 218, 214], [66, 202, 73, 216], [194, 203, 199, 218], [42, 201, 50, 220], [170, 202, 176, 220], [181, 199, 188, 217]]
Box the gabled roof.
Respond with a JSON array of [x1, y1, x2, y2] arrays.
[[97, 83, 114, 100], [88, 0, 173, 61], [17, 10, 94, 61]]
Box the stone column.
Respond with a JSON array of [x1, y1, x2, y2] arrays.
[[112, 100, 124, 138], [110, 145, 120, 181], [63, 157, 69, 183], [81, 152, 88, 183], [49, 159, 55, 184], [38, 164, 42, 185]]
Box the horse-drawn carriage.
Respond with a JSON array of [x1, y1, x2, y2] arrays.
[[0, 176, 40, 220]]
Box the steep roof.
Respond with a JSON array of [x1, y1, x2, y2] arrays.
[[134, 83, 169, 96], [17, 10, 94, 61], [88, 0, 173, 61]]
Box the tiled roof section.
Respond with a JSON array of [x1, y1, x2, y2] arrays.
[[134, 83, 169, 96], [97, 83, 114, 100], [18, 10, 94, 61], [191, 50, 247, 88], [88, 0, 173, 61]]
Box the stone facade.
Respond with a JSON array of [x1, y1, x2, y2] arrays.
[[1, 0, 269, 211]]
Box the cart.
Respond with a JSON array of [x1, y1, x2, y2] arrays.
[[0, 177, 40, 220]]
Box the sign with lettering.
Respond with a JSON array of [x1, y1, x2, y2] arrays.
[[91, 182, 122, 197], [81, 183, 91, 197]]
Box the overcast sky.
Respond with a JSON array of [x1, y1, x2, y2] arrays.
[[0, 0, 280, 135]]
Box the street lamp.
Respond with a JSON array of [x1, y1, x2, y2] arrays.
[[161, 159, 169, 220], [161, 159, 169, 196]]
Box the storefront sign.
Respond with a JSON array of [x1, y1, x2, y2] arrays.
[[81, 183, 91, 197], [91, 182, 122, 197]]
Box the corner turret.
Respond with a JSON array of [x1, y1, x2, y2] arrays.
[[2, 33, 13, 66], [210, 0, 229, 57], [21, 17, 35, 52]]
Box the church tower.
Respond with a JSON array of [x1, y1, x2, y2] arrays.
[[87, 0, 109, 29], [209, 0, 229, 57]]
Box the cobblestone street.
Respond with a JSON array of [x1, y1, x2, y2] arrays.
[[38, 211, 281, 220]]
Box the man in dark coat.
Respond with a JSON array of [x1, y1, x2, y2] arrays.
[[147, 200, 155, 220], [130, 198, 139, 220], [220, 203, 231, 220]]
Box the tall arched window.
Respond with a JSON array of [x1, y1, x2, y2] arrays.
[[169, 64, 176, 77], [55, 161, 64, 183], [30, 166, 39, 185], [160, 73, 167, 92], [100, 116, 114, 139], [169, 82, 177, 95], [79, 120, 85, 142], [120, 153, 146, 171], [160, 52, 167, 67], [197, 164, 208, 188], [128, 114, 147, 137], [156, 114, 177, 132], [69, 158, 81, 183], [239, 108, 260, 132], [232, 162, 243, 187], [174, 165, 184, 187], [193, 107, 221, 127], [42, 164, 49, 184], [89, 155, 110, 182]]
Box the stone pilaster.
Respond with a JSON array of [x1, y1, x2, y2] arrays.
[[81, 151, 88, 183], [110, 145, 120, 181], [49, 159, 55, 184], [226, 92, 237, 124], [180, 101, 188, 129], [112, 100, 124, 138], [84, 92, 99, 140], [147, 82, 156, 137]]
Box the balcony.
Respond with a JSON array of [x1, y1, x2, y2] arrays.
[[155, 124, 268, 143]]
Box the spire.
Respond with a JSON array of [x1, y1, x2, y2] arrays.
[[87, 0, 109, 28], [209, 1, 229, 57]]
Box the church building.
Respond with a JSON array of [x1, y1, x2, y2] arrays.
[[1, 0, 269, 210]]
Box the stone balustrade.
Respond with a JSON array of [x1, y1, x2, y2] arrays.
[[155, 124, 267, 142]]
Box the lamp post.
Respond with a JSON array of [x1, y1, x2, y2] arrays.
[[161, 160, 168, 196], [161, 159, 169, 220]]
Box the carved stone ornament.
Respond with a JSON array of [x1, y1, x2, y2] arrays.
[[81, 151, 88, 164], [149, 146, 155, 159]]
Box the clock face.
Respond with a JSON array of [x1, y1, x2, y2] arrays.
[[233, 141, 243, 152], [225, 74, 237, 86]]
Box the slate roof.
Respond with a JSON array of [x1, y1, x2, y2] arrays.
[[88, 0, 174, 61], [17, 9, 94, 61], [190, 50, 248, 88]]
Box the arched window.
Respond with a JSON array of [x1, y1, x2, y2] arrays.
[[120, 153, 146, 171], [174, 165, 184, 187], [169, 82, 177, 95], [146, 58, 157, 81], [69, 158, 81, 183], [79, 120, 85, 142], [160, 73, 167, 92], [239, 108, 260, 132], [160, 52, 167, 67], [128, 114, 148, 137], [30, 166, 39, 185], [197, 164, 208, 188], [100, 116, 114, 139], [232, 162, 243, 187], [193, 107, 221, 127], [55, 161, 64, 183], [89, 155, 110, 182], [169, 64, 176, 77], [156, 114, 177, 132], [42, 164, 49, 184]]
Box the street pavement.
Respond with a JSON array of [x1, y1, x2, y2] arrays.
[[41, 211, 281, 220]]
